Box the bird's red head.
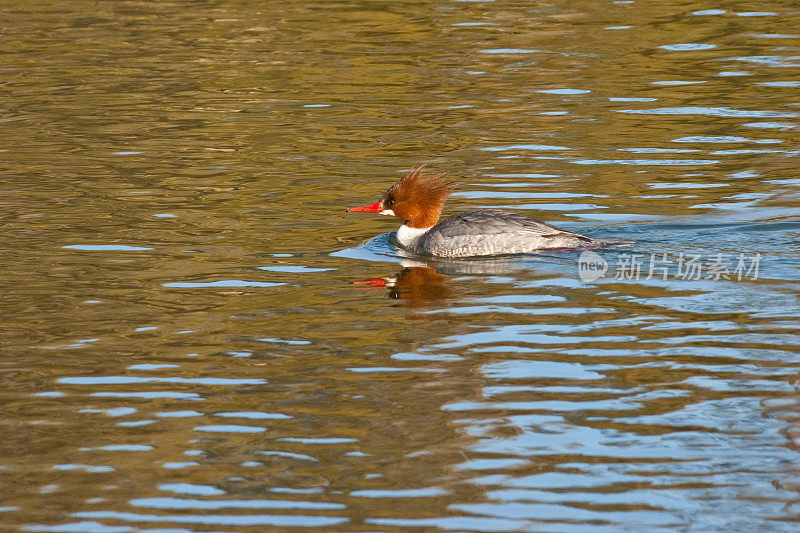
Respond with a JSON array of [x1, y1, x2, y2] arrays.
[[348, 166, 455, 228]]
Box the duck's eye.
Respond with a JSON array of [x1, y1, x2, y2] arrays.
[[384, 198, 395, 208]]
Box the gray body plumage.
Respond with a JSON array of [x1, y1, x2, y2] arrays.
[[403, 209, 627, 258]]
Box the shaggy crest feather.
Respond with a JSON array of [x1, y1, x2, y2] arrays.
[[381, 166, 456, 228]]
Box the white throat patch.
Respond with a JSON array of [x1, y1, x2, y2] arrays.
[[395, 224, 431, 249]]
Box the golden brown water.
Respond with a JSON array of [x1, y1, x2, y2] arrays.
[[2, 1, 800, 531]]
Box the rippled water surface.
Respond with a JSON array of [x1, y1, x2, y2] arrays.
[[3, 1, 800, 531]]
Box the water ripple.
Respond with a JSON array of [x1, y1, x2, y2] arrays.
[[72, 511, 348, 527], [616, 106, 798, 117], [130, 497, 344, 510], [59, 376, 265, 385], [162, 280, 284, 288]]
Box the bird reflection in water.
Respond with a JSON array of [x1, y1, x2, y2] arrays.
[[354, 262, 449, 308], [352, 255, 543, 308], [352, 253, 583, 308]]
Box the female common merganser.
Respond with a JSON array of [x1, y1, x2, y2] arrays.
[[348, 167, 632, 258]]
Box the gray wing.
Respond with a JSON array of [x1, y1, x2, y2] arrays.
[[417, 209, 593, 257], [431, 209, 591, 240]]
